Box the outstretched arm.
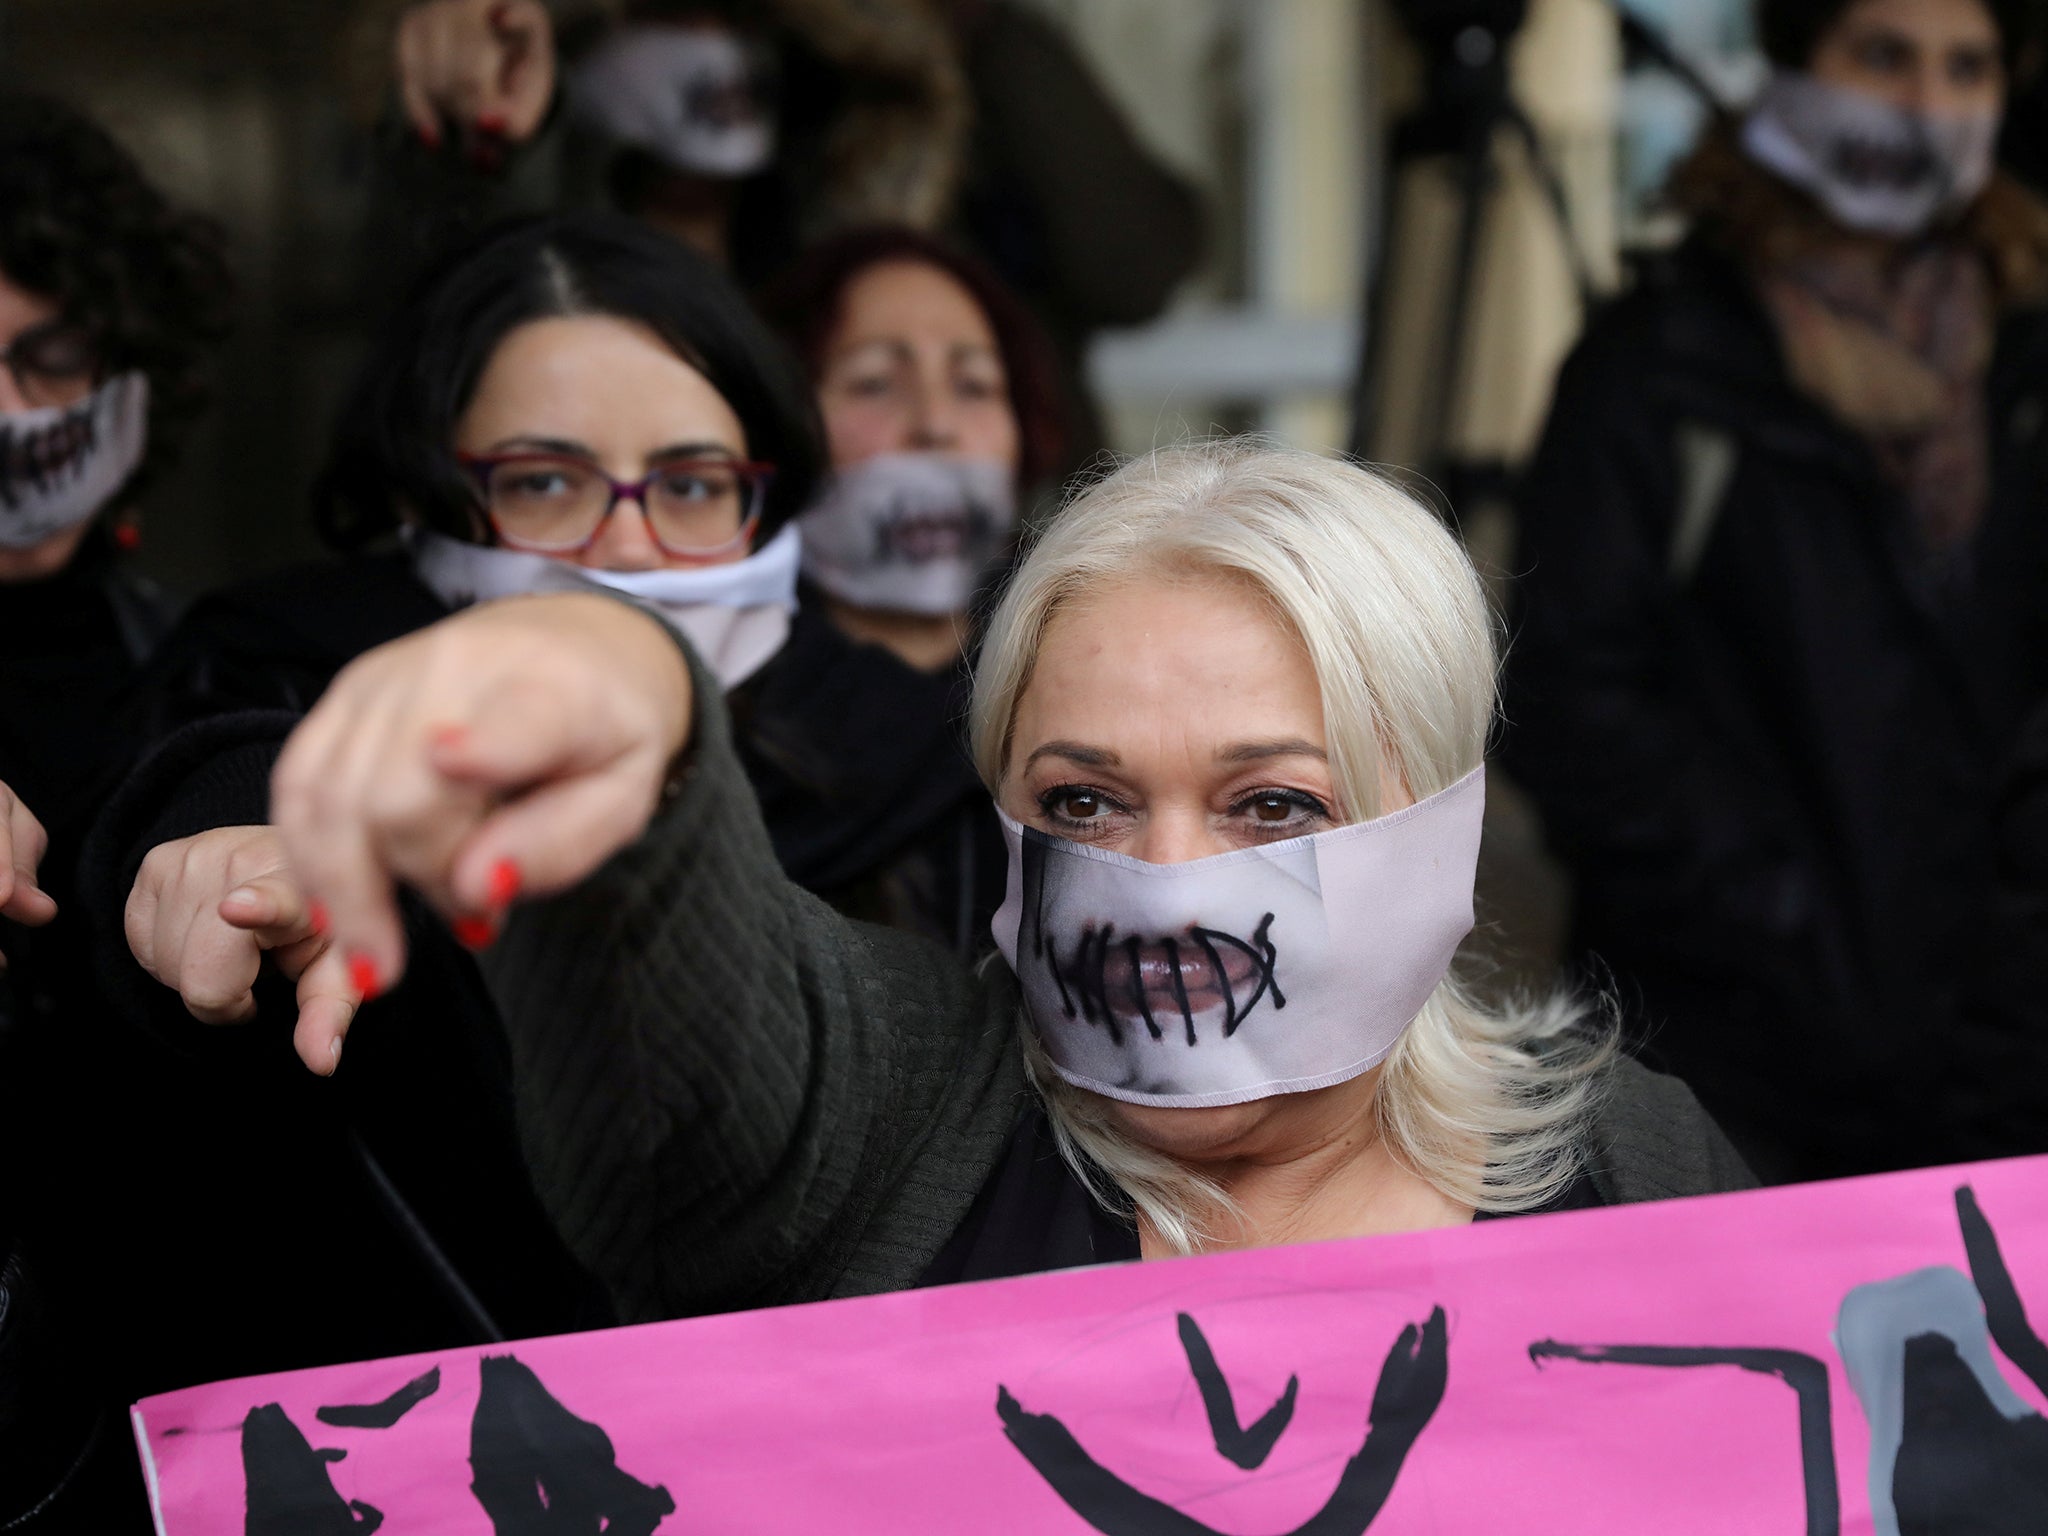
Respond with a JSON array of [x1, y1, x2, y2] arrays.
[[271, 594, 1020, 1319]]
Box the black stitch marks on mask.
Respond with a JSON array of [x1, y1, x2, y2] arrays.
[[1032, 913, 1285, 1048], [470, 1353, 676, 1534], [1177, 1313, 1299, 1470], [316, 1365, 443, 1429], [998, 1306, 1446, 1535], [0, 396, 98, 513], [242, 1403, 384, 1535], [1529, 1341, 1840, 1536]]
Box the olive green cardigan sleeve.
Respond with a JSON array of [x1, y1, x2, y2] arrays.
[[480, 640, 1030, 1324]]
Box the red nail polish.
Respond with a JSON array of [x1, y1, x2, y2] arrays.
[[474, 111, 508, 135], [487, 859, 522, 907], [113, 521, 143, 552], [308, 901, 330, 937], [417, 123, 442, 149], [347, 953, 384, 1001], [452, 914, 497, 950]]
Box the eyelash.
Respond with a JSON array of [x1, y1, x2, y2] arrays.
[[1035, 785, 1331, 839]]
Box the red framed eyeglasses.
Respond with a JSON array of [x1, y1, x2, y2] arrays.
[[457, 451, 776, 562]]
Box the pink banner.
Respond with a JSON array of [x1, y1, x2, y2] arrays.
[[135, 1155, 2048, 1533]]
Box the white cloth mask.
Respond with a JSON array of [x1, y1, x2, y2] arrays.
[[0, 372, 149, 550], [1741, 71, 1998, 237], [798, 453, 1017, 615], [992, 767, 1485, 1109], [407, 523, 799, 689], [567, 26, 776, 179]]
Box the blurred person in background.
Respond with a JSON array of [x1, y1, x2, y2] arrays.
[[351, 0, 1199, 467], [1504, 0, 2048, 1183], [0, 92, 230, 1531], [751, 225, 1065, 945]]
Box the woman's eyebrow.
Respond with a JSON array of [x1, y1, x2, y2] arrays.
[[487, 434, 592, 456], [1024, 740, 1121, 772], [1217, 738, 1327, 765], [646, 441, 741, 463]]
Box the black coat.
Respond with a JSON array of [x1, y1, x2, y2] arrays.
[[1502, 239, 2048, 1181], [71, 551, 1000, 1392]]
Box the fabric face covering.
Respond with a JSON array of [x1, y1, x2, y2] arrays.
[[1741, 71, 1997, 237], [992, 766, 1485, 1109], [407, 522, 800, 689], [567, 26, 776, 179], [0, 372, 149, 550], [798, 453, 1016, 615]]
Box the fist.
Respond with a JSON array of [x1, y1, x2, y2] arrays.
[[396, 0, 556, 151]]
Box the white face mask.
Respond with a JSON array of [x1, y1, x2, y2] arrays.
[[798, 453, 1017, 616], [0, 371, 149, 550], [1741, 71, 1998, 237], [992, 767, 1484, 1110], [406, 522, 800, 689], [567, 26, 776, 179]]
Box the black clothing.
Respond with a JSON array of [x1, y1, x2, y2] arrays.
[[75, 549, 1000, 1386], [0, 546, 173, 1532], [1503, 237, 2048, 1181], [918, 1105, 1608, 1287], [476, 633, 1753, 1323]]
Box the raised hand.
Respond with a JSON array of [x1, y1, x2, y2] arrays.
[[394, 0, 555, 152], [126, 824, 365, 1074], [270, 593, 692, 1004], [0, 778, 58, 965]]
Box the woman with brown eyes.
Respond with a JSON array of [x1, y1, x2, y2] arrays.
[[727, 227, 1068, 951], [259, 440, 1749, 1322], [1503, 0, 2048, 1184]]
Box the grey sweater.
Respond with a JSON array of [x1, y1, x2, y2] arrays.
[[482, 647, 1755, 1326]]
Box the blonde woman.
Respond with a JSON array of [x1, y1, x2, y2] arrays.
[[269, 442, 1749, 1317]]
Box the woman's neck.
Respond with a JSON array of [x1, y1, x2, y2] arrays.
[[824, 597, 966, 672], [1135, 1096, 1473, 1259]]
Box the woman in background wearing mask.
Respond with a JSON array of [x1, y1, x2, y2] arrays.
[[259, 441, 1749, 1339], [1503, 0, 2048, 1183], [736, 227, 1065, 947], [77, 211, 818, 1391]]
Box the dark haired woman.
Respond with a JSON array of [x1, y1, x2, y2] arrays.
[[1503, 0, 2048, 1182], [738, 225, 1067, 945], [83, 212, 1050, 1391], [0, 91, 233, 1529]]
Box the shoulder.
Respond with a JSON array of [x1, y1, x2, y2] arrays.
[[169, 552, 443, 656], [1582, 1053, 1758, 1205], [1557, 241, 1773, 397]]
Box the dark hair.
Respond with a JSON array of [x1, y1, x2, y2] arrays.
[[0, 91, 232, 490], [317, 211, 822, 551], [1757, 0, 2037, 70], [754, 225, 1068, 487]]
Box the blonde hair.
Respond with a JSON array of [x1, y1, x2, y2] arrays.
[[969, 439, 1614, 1253]]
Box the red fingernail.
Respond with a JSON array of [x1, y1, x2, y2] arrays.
[[308, 901, 330, 937], [417, 123, 442, 149], [487, 858, 522, 906], [347, 952, 384, 1001], [474, 111, 508, 135], [452, 914, 497, 950], [113, 522, 143, 552]]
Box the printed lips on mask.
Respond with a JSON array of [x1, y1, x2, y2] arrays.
[[1741, 71, 1999, 237], [992, 768, 1486, 1110], [567, 26, 777, 180], [1034, 910, 1286, 1050], [799, 453, 1017, 615], [0, 372, 149, 549]]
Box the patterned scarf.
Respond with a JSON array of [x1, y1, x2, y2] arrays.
[[1758, 238, 1994, 558]]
